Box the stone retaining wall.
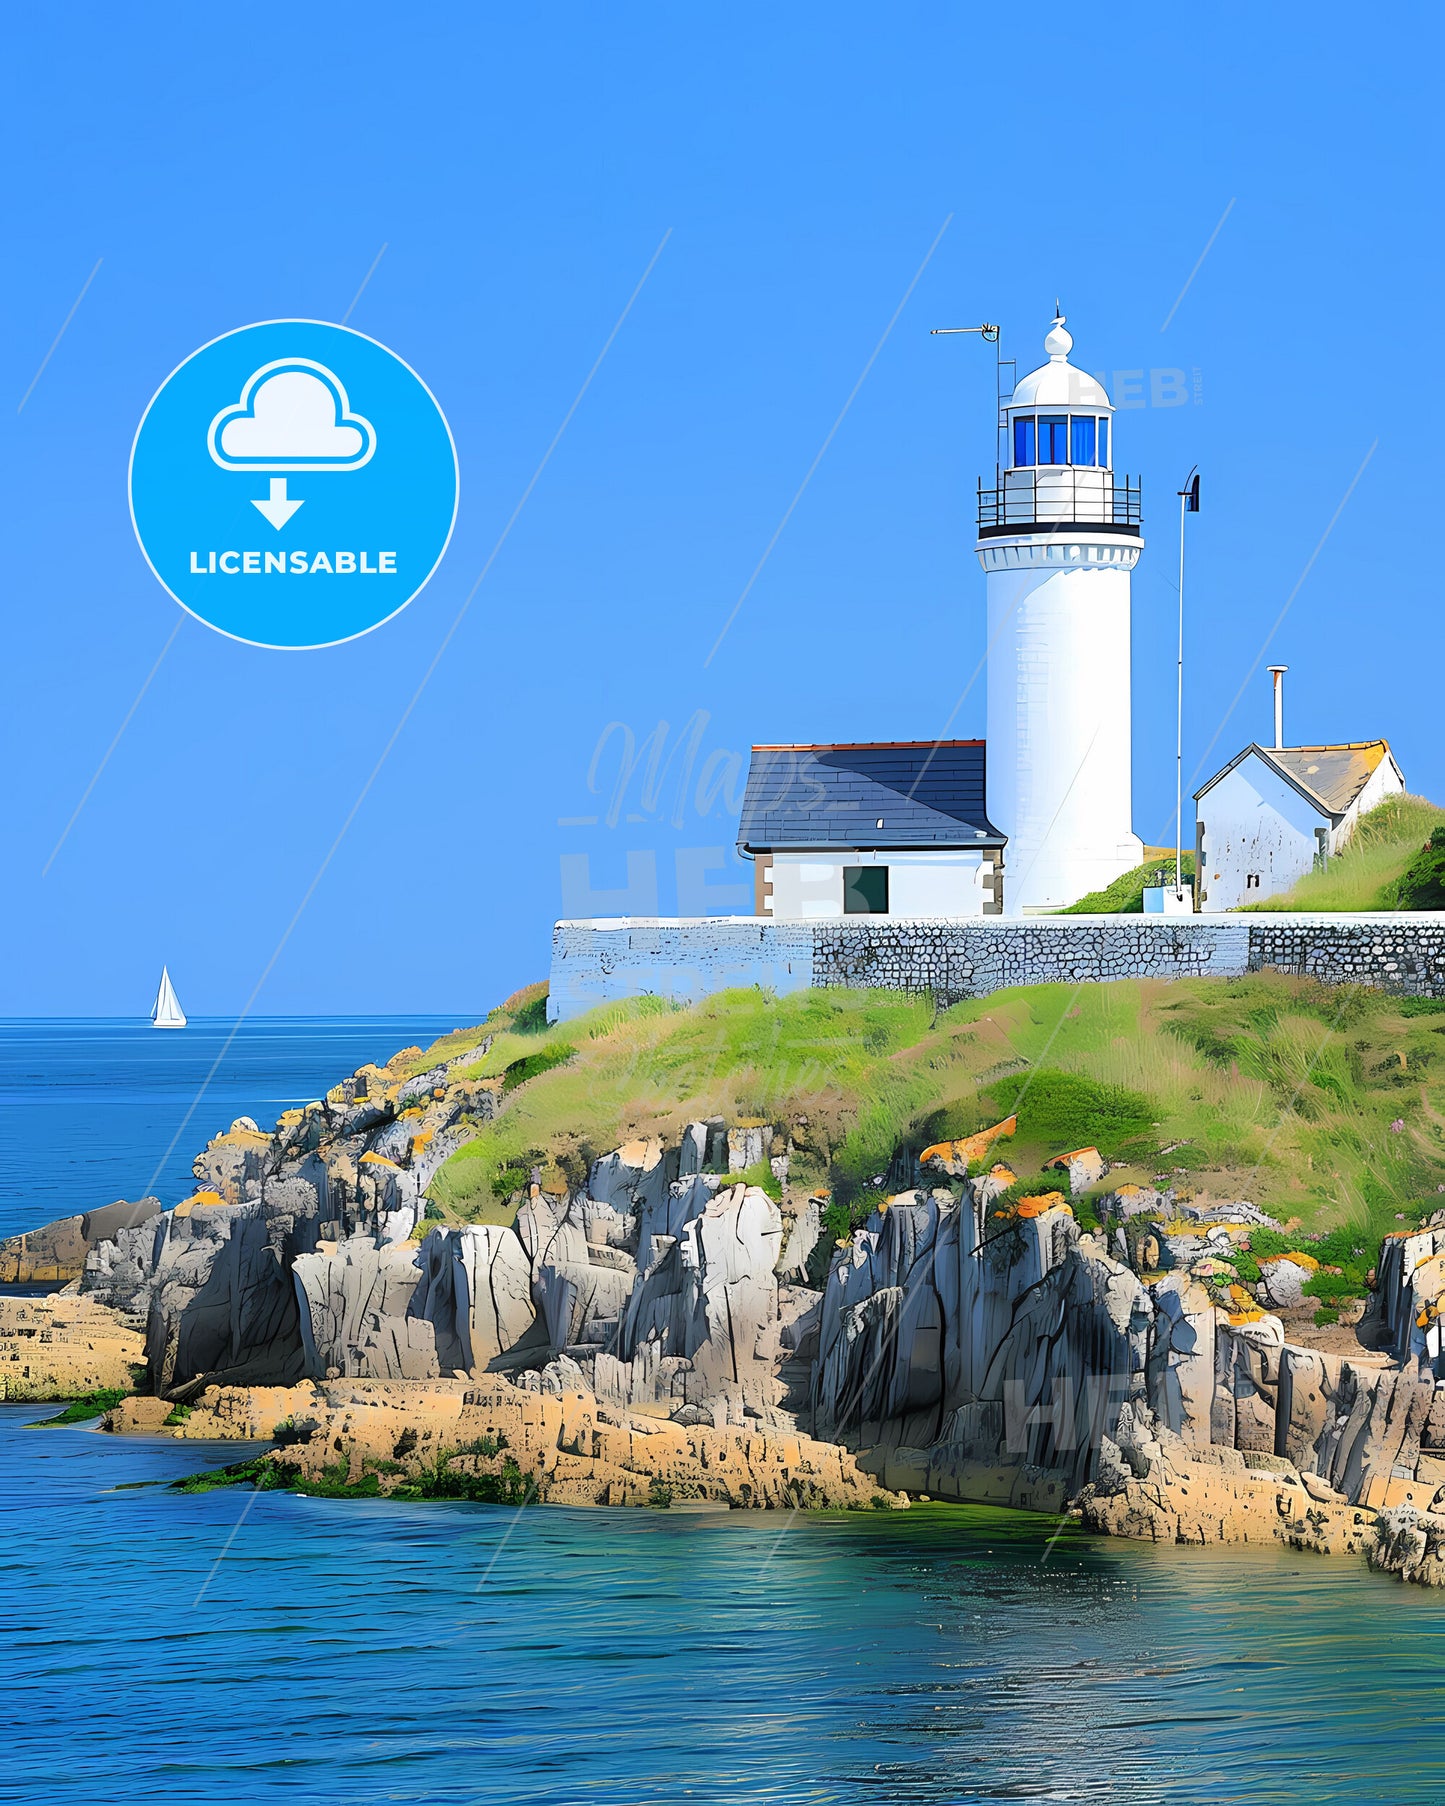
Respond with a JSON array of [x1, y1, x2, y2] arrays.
[[548, 913, 1445, 1021]]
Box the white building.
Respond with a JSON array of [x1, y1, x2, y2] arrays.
[[978, 311, 1144, 910], [1195, 739, 1405, 911], [736, 739, 1004, 919]]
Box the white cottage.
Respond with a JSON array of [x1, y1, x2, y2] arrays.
[[737, 739, 1006, 919], [1194, 739, 1404, 912]]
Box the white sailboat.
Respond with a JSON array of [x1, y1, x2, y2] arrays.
[[151, 965, 187, 1030]]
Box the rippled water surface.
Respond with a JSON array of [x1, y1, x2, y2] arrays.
[[3, 1407, 1444, 1806]]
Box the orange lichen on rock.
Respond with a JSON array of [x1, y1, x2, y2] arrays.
[[1016, 1192, 1069, 1219], [1044, 1146, 1100, 1170], [173, 1189, 225, 1218], [1226, 1283, 1265, 1325], [359, 1151, 401, 1169], [920, 1116, 1017, 1175]]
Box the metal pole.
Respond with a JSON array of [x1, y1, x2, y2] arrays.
[[1176, 485, 1186, 899], [1269, 665, 1288, 749]]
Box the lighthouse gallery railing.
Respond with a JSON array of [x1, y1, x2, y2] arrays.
[[977, 470, 1142, 536]]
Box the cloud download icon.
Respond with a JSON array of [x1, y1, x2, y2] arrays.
[[207, 358, 378, 530], [129, 321, 458, 650]]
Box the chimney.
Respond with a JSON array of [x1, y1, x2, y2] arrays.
[[1267, 665, 1288, 749]]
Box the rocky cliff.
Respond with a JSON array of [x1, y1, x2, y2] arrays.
[[13, 1025, 1445, 1583]]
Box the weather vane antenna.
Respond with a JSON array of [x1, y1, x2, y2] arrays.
[[931, 319, 1009, 468]]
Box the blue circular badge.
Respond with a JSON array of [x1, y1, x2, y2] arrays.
[[129, 320, 458, 649]]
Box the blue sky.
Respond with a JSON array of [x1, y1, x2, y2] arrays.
[[3, 2, 1438, 1016]]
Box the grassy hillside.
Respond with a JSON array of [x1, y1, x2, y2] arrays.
[[420, 975, 1445, 1239], [1240, 793, 1445, 912], [1059, 847, 1195, 914]]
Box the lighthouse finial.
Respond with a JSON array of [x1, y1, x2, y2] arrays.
[[1044, 305, 1072, 360]]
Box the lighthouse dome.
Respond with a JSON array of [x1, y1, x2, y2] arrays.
[[1008, 310, 1111, 411]]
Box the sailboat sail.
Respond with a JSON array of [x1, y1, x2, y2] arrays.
[[151, 966, 187, 1029]]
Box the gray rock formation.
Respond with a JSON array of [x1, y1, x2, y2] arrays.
[[1258, 1256, 1312, 1311], [58, 1033, 1445, 1565], [74, 1044, 499, 1391], [614, 1183, 784, 1421], [810, 1187, 1152, 1508], [293, 1236, 440, 1380], [778, 1192, 822, 1281], [0, 1196, 161, 1285], [139, 1202, 307, 1392]]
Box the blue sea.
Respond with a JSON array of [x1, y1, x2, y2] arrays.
[[0, 1016, 465, 1238], [3, 1021, 1445, 1805]]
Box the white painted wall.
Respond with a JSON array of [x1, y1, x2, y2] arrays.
[[767, 857, 846, 919], [1197, 757, 1325, 911], [1198, 750, 1407, 910], [889, 850, 995, 917], [763, 848, 994, 920], [982, 548, 1143, 910], [1342, 754, 1405, 848]]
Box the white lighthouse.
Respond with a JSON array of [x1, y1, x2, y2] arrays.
[[978, 311, 1144, 911]]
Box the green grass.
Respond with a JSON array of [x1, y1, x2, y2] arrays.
[[1058, 848, 1195, 915], [419, 974, 1445, 1237], [979, 1069, 1153, 1159], [501, 1042, 577, 1093], [389, 982, 554, 1080], [1394, 826, 1445, 910], [426, 987, 941, 1219], [28, 1388, 129, 1426], [731, 1157, 783, 1201], [1240, 794, 1445, 912], [173, 1448, 536, 1504]]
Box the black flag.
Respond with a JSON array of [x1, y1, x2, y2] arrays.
[[1184, 472, 1201, 512]]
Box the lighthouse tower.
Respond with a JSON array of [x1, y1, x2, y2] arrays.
[[978, 311, 1144, 911]]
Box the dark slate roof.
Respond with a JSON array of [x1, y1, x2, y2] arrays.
[[737, 740, 1004, 851]]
